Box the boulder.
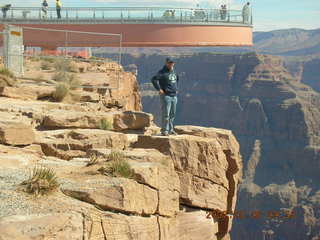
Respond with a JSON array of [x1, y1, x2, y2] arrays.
[[78, 147, 180, 217], [36, 129, 129, 160], [0, 144, 41, 169], [42, 109, 115, 129], [130, 160, 180, 217], [19, 84, 56, 99], [62, 176, 158, 215], [0, 213, 84, 240], [134, 127, 242, 214], [114, 111, 153, 131], [0, 121, 35, 145], [87, 212, 159, 240], [0, 87, 36, 100], [159, 211, 219, 240]]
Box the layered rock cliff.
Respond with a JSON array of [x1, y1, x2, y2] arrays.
[[0, 58, 242, 239], [138, 53, 320, 240]]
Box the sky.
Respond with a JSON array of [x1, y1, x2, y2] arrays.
[[1, 0, 320, 31]]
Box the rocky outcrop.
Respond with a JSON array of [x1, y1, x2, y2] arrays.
[[0, 58, 242, 240], [138, 52, 320, 240], [0, 124, 242, 240], [300, 57, 320, 92], [134, 126, 242, 239]]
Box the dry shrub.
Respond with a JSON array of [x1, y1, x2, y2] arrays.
[[40, 61, 52, 70], [86, 153, 101, 167], [0, 68, 16, 87], [20, 166, 60, 196], [98, 118, 113, 130], [98, 151, 134, 179], [54, 59, 79, 73], [52, 83, 69, 102]]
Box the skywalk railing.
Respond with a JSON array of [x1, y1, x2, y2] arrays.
[[0, 7, 252, 25]]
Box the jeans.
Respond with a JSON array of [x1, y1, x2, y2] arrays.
[[160, 94, 177, 134], [57, 9, 61, 19]]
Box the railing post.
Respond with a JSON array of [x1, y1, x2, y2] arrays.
[[93, 10, 96, 19], [76, 10, 78, 19], [66, 10, 68, 19], [10, 9, 13, 19]]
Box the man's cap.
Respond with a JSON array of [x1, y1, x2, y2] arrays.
[[166, 57, 175, 63]]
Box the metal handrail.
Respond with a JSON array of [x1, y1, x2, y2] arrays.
[[0, 7, 252, 25], [8, 7, 239, 11]]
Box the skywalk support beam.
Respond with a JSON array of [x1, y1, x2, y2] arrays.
[[0, 23, 252, 47]]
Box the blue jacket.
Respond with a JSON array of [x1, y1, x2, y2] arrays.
[[151, 65, 179, 96]]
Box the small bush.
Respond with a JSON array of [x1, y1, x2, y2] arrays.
[[52, 72, 80, 89], [40, 61, 52, 70], [54, 59, 78, 73], [20, 166, 60, 196], [98, 118, 113, 130], [29, 56, 41, 62], [107, 151, 124, 162], [98, 151, 133, 178], [68, 74, 81, 90], [53, 83, 69, 102], [54, 59, 69, 72], [68, 61, 79, 73], [160, 157, 169, 166], [0, 68, 15, 78], [52, 71, 68, 82], [42, 57, 55, 63], [86, 153, 100, 167]]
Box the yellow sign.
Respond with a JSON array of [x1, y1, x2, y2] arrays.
[[10, 31, 21, 36]]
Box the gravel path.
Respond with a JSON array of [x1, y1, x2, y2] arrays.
[[0, 168, 35, 218]]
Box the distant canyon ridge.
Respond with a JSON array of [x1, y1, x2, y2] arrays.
[[116, 50, 320, 240]]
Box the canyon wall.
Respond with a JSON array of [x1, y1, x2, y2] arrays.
[[138, 52, 320, 240]]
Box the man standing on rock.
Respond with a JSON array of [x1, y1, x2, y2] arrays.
[[151, 58, 179, 136]]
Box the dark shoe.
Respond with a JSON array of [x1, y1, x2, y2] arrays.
[[169, 131, 178, 135], [161, 132, 169, 136]]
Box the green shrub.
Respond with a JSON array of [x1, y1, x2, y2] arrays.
[[20, 166, 60, 196], [54, 59, 69, 72], [98, 118, 113, 130], [0, 68, 15, 78], [98, 151, 133, 178], [52, 71, 68, 82], [107, 151, 125, 162], [54, 59, 78, 73], [68, 74, 81, 90], [42, 57, 55, 63], [52, 72, 80, 88], [53, 83, 69, 102], [40, 61, 52, 70]]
